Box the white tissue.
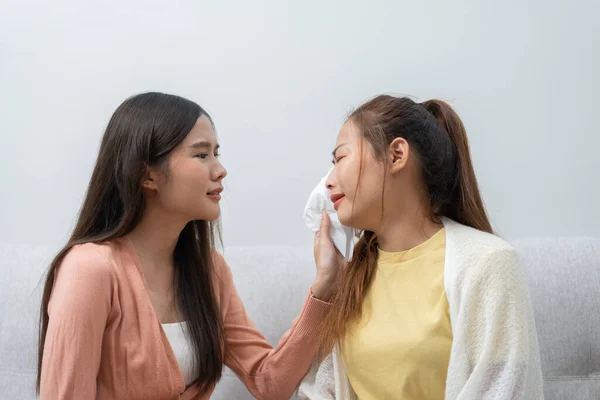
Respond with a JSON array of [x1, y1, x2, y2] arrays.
[[303, 167, 356, 260]]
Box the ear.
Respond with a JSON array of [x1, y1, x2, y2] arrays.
[[141, 165, 160, 191], [388, 137, 410, 174]]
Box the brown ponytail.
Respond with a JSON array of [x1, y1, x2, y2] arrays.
[[421, 99, 493, 233], [318, 95, 492, 356]]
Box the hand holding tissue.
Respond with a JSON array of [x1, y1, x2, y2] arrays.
[[303, 168, 357, 260]]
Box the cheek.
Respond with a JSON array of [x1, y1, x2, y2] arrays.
[[186, 164, 210, 187], [349, 162, 384, 209], [164, 163, 209, 201], [337, 161, 360, 197]]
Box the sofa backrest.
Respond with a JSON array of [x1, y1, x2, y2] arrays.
[[1, 239, 598, 399]]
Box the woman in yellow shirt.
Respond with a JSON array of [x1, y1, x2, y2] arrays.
[[299, 95, 543, 399]]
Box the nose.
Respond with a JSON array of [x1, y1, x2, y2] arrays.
[[325, 168, 337, 190], [212, 160, 227, 181]]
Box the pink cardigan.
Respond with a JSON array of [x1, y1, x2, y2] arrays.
[[40, 238, 329, 399]]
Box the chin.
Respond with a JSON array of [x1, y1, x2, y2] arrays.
[[202, 211, 221, 222], [194, 206, 221, 222], [337, 209, 353, 227], [338, 206, 369, 231]]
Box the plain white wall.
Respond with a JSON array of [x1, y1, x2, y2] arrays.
[[1, 0, 599, 250]]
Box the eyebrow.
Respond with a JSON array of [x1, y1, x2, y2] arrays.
[[190, 140, 219, 150]]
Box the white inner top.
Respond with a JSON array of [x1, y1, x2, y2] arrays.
[[162, 321, 197, 387]]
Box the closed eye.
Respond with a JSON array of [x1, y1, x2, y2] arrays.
[[196, 152, 220, 159]]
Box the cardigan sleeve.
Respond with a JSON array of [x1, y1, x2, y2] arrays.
[[39, 244, 115, 399], [445, 248, 544, 399], [296, 351, 337, 400], [215, 254, 332, 400]]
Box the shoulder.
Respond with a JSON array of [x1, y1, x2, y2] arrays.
[[210, 251, 232, 281], [445, 218, 514, 254], [56, 242, 116, 284], [445, 218, 517, 264], [444, 219, 522, 290], [209, 251, 235, 299], [49, 242, 117, 312]]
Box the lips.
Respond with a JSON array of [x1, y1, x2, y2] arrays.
[[330, 193, 345, 210], [207, 187, 223, 201]]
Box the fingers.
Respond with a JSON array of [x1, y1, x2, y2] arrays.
[[314, 211, 331, 247], [315, 212, 329, 248], [320, 211, 331, 232]]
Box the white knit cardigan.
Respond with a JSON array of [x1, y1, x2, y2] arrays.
[[297, 218, 544, 399]]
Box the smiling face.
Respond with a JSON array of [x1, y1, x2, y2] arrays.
[[145, 115, 227, 222], [326, 119, 387, 232]]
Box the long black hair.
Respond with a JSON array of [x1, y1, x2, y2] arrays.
[[38, 92, 224, 394]]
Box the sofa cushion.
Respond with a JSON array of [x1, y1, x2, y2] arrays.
[[0, 243, 55, 398], [512, 237, 600, 399]]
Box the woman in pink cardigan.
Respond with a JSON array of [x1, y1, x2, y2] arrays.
[[38, 92, 343, 399]]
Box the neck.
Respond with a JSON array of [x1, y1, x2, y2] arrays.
[[375, 191, 443, 253], [127, 204, 188, 273]]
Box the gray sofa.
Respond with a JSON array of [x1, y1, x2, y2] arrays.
[[1, 238, 599, 399]]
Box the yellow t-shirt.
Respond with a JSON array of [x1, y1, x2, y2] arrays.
[[342, 228, 452, 400]]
